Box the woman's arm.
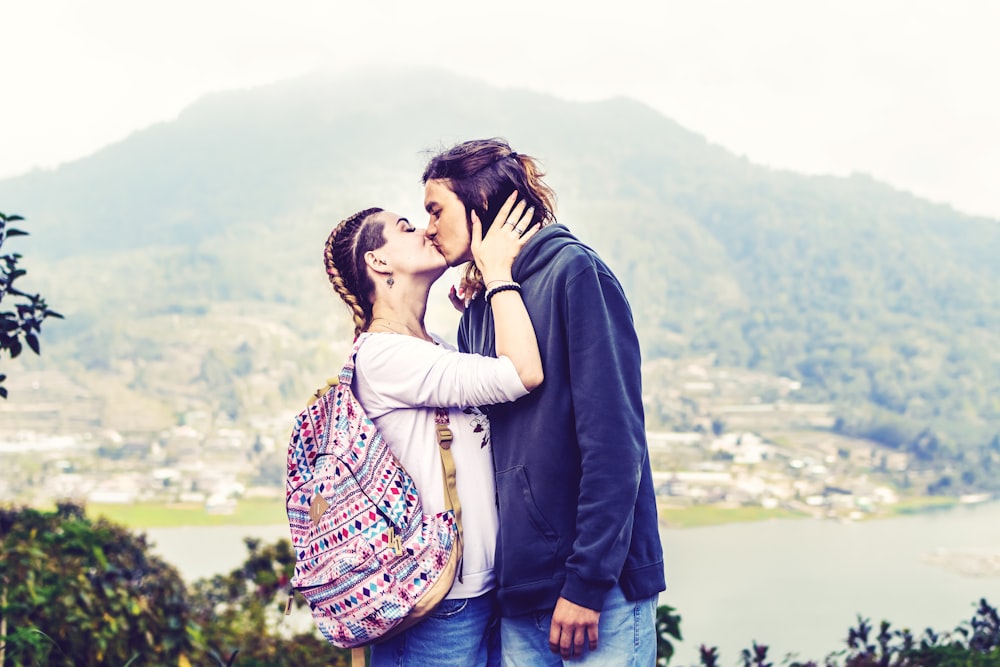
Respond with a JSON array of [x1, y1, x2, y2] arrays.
[[354, 334, 530, 414], [472, 193, 544, 391]]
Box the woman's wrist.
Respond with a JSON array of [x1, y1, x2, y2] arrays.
[[482, 275, 513, 288], [484, 280, 521, 304]]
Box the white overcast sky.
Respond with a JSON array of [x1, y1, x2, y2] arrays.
[[2, 0, 998, 219]]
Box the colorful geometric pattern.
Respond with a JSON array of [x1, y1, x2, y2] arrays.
[[285, 337, 459, 648]]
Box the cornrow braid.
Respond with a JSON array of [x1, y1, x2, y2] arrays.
[[323, 207, 386, 338]]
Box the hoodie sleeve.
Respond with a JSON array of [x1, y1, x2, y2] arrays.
[[558, 263, 648, 611]]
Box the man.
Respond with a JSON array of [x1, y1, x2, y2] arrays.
[[423, 138, 665, 665]]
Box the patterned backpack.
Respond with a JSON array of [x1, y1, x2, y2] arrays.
[[285, 336, 462, 657]]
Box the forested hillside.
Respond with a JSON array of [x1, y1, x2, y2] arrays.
[[1, 67, 997, 449]]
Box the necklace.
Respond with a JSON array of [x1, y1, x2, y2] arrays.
[[369, 317, 433, 342]]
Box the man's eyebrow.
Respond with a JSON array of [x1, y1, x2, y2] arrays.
[[424, 200, 437, 213]]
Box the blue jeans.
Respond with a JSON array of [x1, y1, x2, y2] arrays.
[[500, 586, 657, 666], [371, 591, 501, 667]]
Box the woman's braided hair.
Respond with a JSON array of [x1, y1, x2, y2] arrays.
[[422, 138, 557, 297], [323, 207, 387, 338]]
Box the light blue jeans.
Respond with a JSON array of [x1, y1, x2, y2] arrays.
[[370, 590, 501, 667], [500, 586, 657, 666]]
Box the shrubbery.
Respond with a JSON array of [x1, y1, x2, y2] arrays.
[[0, 504, 341, 666], [1, 504, 996, 666]]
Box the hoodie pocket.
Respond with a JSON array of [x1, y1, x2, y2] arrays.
[[496, 466, 560, 582]]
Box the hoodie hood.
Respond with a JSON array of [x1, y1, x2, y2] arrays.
[[511, 224, 595, 281]]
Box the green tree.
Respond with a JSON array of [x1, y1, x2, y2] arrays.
[[0, 504, 349, 667], [0, 503, 191, 666], [0, 211, 62, 399]]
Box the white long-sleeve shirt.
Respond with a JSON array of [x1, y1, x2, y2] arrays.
[[352, 331, 529, 600]]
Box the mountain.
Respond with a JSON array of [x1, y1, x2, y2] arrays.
[[1, 67, 998, 447]]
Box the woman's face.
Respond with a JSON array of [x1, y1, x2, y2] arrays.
[[424, 179, 474, 266], [369, 210, 448, 282]]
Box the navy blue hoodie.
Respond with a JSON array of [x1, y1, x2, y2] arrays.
[[458, 224, 666, 616]]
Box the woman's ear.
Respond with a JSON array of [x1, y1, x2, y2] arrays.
[[364, 251, 391, 275]]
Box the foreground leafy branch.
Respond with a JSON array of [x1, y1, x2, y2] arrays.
[[0, 211, 62, 399]]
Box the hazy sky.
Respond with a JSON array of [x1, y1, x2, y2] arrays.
[[3, 0, 998, 219]]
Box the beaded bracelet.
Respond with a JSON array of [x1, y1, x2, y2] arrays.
[[485, 282, 521, 303], [484, 279, 518, 295]]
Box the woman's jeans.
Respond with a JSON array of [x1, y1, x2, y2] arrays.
[[500, 585, 657, 666], [370, 590, 501, 667]]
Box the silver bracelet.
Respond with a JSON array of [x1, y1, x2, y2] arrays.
[[485, 281, 521, 303]]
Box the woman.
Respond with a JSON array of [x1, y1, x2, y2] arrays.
[[322, 192, 542, 667]]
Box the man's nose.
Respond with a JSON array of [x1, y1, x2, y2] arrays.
[[425, 221, 437, 238]]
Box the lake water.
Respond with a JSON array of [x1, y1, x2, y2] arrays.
[[146, 501, 1000, 666]]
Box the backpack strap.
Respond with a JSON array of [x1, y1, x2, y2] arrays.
[[339, 336, 365, 385], [435, 406, 463, 577]]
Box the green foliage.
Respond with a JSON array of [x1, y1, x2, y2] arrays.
[[186, 537, 348, 667], [741, 642, 772, 667], [656, 604, 683, 666], [0, 503, 349, 667], [4, 504, 1000, 666], [0, 211, 62, 399], [0, 502, 190, 666], [689, 599, 1000, 667]]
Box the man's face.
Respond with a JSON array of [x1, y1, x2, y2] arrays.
[[424, 179, 474, 266]]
